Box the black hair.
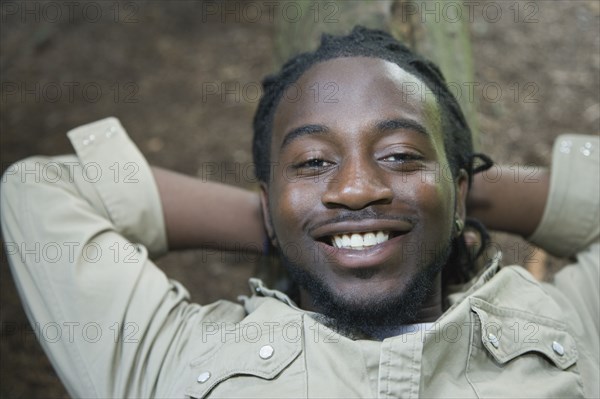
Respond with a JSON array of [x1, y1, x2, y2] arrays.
[[253, 26, 492, 286]]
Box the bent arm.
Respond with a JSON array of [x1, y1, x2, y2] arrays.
[[0, 118, 201, 397], [467, 165, 550, 238], [467, 135, 599, 256], [152, 166, 264, 251]]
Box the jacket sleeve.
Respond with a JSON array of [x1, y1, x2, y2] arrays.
[[528, 134, 599, 326], [1, 117, 196, 397], [527, 134, 599, 320], [528, 134, 599, 257], [527, 134, 599, 397]]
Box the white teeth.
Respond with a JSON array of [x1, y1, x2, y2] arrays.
[[334, 236, 343, 248], [364, 232, 376, 246], [331, 231, 390, 250], [342, 235, 351, 247], [350, 234, 362, 247]]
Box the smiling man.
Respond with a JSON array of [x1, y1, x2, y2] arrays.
[[260, 56, 465, 339], [2, 27, 598, 398]]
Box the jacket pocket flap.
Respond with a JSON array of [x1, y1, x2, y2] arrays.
[[469, 297, 578, 370], [184, 316, 303, 398]]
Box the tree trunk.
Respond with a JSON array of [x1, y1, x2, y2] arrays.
[[273, 0, 479, 146]]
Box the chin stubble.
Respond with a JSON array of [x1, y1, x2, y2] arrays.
[[280, 239, 452, 339]]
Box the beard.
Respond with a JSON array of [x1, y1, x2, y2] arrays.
[[279, 239, 453, 340]]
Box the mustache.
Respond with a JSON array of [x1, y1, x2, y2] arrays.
[[310, 208, 416, 231]]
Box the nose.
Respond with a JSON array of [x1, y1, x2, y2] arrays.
[[321, 156, 393, 210]]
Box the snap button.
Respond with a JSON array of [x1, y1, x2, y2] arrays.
[[487, 333, 499, 348], [580, 146, 592, 156], [106, 126, 116, 138], [259, 345, 274, 359], [197, 371, 211, 383], [82, 139, 90, 146], [559, 139, 572, 154], [552, 341, 565, 356], [88, 134, 95, 142]]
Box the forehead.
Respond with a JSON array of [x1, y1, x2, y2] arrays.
[[271, 57, 442, 146]]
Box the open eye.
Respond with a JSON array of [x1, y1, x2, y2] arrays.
[[380, 153, 423, 163], [290, 158, 337, 177], [379, 152, 427, 173], [295, 158, 333, 169]]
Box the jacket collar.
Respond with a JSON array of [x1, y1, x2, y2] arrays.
[[242, 249, 504, 338]]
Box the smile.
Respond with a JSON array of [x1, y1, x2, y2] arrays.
[[331, 231, 390, 250], [311, 218, 414, 257]]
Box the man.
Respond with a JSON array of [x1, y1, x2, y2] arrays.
[[1, 27, 598, 398]]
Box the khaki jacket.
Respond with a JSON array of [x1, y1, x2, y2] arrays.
[[1, 118, 598, 398]]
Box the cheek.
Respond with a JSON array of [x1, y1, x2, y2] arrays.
[[399, 173, 455, 222], [270, 182, 319, 234]]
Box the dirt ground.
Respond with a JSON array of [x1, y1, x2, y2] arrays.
[[1, 1, 598, 397]]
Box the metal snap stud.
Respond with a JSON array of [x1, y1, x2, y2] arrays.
[[197, 371, 211, 383], [552, 341, 565, 356], [259, 345, 274, 359], [487, 333, 499, 348], [559, 140, 572, 154]]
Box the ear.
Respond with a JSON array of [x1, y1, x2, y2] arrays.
[[259, 182, 278, 248], [454, 169, 469, 222]]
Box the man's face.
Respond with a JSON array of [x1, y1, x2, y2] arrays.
[[261, 57, 467, 332]]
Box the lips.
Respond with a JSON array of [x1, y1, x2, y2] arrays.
[[305, 218, 415, 270]]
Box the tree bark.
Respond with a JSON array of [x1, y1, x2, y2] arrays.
[[273, 0, 479, 147]]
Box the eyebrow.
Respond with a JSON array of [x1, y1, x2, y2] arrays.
[[280, 124, 329, 150], [279, 118, 429, 151], [376, 119, 430, 136]]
